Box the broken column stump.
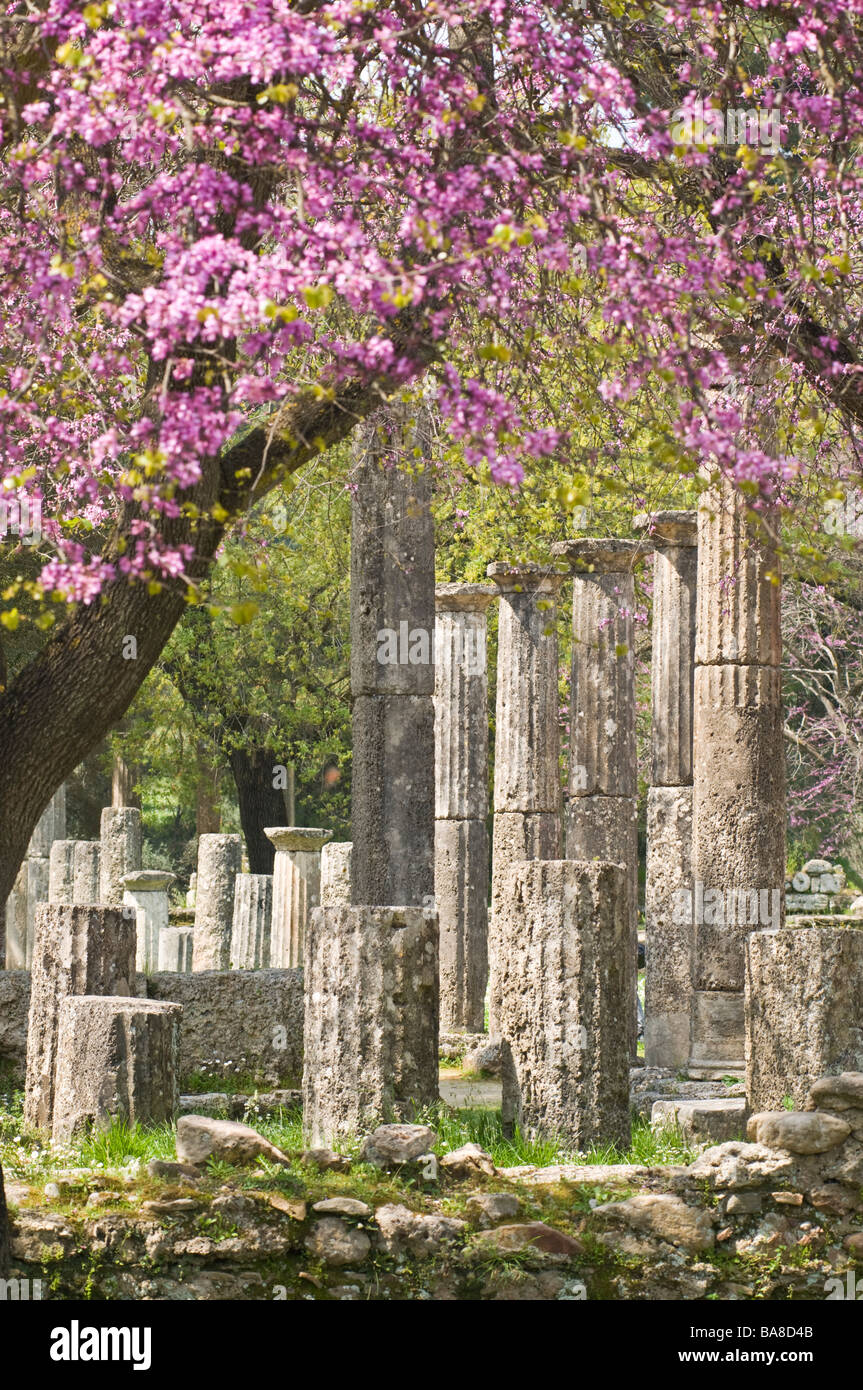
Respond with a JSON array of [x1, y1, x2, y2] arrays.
[[498, 859, 630, 1152], [24, 904, 137, 1131], [51, 995, 182, 1144], [302, 904, 439, 1146]]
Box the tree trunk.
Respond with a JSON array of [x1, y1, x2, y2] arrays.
[[228, 747, 289, 873], [0, 326, 437, 909]]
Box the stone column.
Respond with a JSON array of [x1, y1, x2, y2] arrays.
[[157, 925, 194, 973], [48, 840, 77, 905], [303, 904, 439, 1146], [99, 807, 143, 904], [689, 482, 785, 1076], [350, 404, 435, 907], [635, 512, 697, 1069], [16, 785, 67, 969], [434, 583, 496, 1033], [499, 859, 630, 1150], [745, 927, 863, 1111], [266, 827, 332, 967], [320, 842, 352, 906], [487, 562, 563, 1033], [123, 870, 175, 974], [192, 833, 242, 971], [27, 784, 67, 858], [4, 861, 29, 969], [551, 538, 650, 1057], [231, 872, 273, 969], [72, 840, 101, 904], [24, 904, 137, 1131], [52, 996, 182, 1143]]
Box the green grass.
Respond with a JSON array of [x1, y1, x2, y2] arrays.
[[1, 1091, 695, 1185]]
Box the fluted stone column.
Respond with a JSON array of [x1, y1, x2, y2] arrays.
[[350, 405, 435, 907], [231, 872, 273, 968], [100, 807, 143, 904], [689, 481, 785, 1076], [434, 583, 496, 1032], [72, 841, 101, 904], [487, 563, 563, 1034], [499, 860, 630, 1150], [320, 842, 352, 906], [24, 903, 137, 1131], [192, 833, 242, 971], [745, 927, 863, 1112], [635, 512, 697, 1069], [49, 840, 77, 906], [551, 538, 650, 1057], [303, 904, 439, 1145], [158, 925, 194, 972], [14, 785, 67, 968], [266, 827, 332, 967], [123, 870, 175, 974]]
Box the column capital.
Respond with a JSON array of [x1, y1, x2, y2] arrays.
[[486, 561, 563, 593], [435, 582, 498, 613], [265, 827, 333, 854], [121, 869, 175, 892], [551, 537, 653, 573], [633, 510, 697, 547]]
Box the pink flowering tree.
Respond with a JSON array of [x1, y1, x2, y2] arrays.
[[1, 0, 863, 914]]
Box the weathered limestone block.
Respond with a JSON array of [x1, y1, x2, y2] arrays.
[[434, 583, 495, 821], [303, 905, 439, 1146], [48, 840, 76, 905], [27, 785, 67, 858], [350, 407, 434, 698], [51, 995, 182, 1143], [692, 663, 785, 994], [350, 695, 435, 906], [551, 538, 646, 800], [99, 807, 143, 904], [644, 785, 693, 1069], [435, 818, 488, 1034], [231, 872, 273, 969], [487, 563, 562, 814], [695, 481, 782, 667], [158, 925, 194, 973], [267, 827, 332, 968], [72, 840, 101, 904], [192, 833, 242, 972], [745, 927, 863, 1112], [651, 1097, 747, 1145], [320, 842, 352, 906], [146, 968, 303, 1086], [123, 870, 175, 974], [24, 904, 137, 1131], [498, 860, 630, 1151]]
